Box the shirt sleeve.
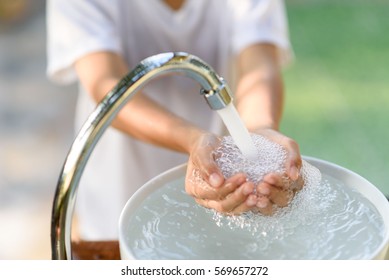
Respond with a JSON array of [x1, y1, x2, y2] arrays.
[[230, 0, 292, 65], [46, 0, 122, 84]]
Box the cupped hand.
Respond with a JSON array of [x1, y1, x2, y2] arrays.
[[185, 129, 303, 216], [251, 128, 304, 215], [185, 133, 257, 214]]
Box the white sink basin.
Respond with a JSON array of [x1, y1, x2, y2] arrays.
[[119, 156, 389, 260]]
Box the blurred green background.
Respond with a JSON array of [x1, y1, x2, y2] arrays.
[[282, 0, 389, 195]]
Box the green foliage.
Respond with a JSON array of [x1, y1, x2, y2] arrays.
[[282, 1, 389, 193]]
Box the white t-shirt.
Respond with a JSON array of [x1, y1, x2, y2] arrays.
[[47, 0, 291, 240]]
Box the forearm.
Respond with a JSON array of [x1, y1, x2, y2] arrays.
[[235, 43, 284, 131], [75, 51, 205, 154], [114, 94, 205, 154]]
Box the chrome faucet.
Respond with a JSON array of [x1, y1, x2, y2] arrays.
[[51, 52, 233, 259]]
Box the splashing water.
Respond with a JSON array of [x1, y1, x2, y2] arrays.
[[123, 103, 385, 259], [213, 134, 289, 185]]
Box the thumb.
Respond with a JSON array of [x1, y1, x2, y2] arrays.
[[284, 140, 302, 181], [190, 133, 224, 188]]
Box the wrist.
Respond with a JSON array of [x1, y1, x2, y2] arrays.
[[247, 122, 280, 133], [187, 130, 220, 155], [177, 126, 208, 154]]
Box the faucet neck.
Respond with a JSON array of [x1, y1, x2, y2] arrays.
[[51, 52, 233, 259]]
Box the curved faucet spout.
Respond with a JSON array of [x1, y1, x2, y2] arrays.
[[51, 52, 233, 259]]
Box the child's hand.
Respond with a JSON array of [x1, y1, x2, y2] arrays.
[[250, 128, 303, 215], [255, 172, 304, 215], [185, 132, 257, 214]]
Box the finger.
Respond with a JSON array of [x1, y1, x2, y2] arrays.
[[204, 181, 255, 214], [256, 195, 274, 215], [281, 138, 302, 181], [230, 194, 258, 214], [217, 173, 247, 199], [192, 153, 224, 188], [267, 186, 293, 207], [222, 181, 256, 213], [257, 173, 284, 198], [261, 173, 284, 189], [258, 176, 294, 207], [189, 172, 247, 201], [290, 175, 304, 192]]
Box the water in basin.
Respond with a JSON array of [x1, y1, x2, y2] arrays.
[[123, 171, 385, 259]]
